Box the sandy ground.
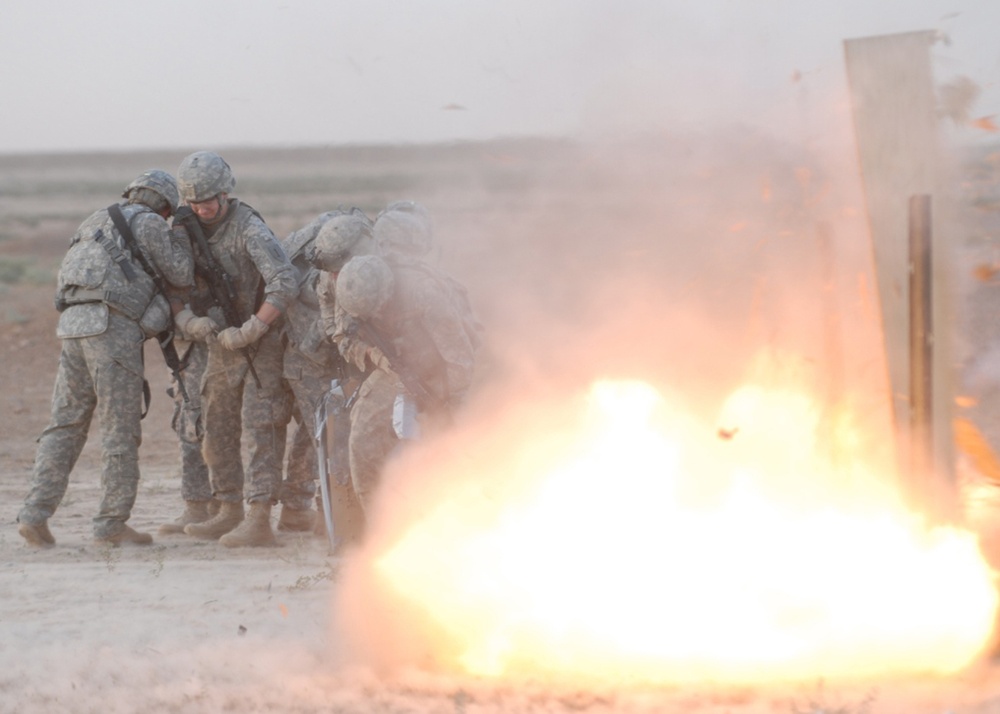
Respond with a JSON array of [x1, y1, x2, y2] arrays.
[[4, 140, 1000, 712]]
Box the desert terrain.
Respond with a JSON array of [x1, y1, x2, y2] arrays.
[[3, 136, 1000, 712]]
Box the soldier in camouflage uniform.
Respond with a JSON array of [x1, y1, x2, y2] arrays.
[[274, 210, 360, 533], [17, 170, 193, 547], [171, 151, 299, 548], [311, 213, 385, 527], [166, 204, 390, 536], [312, 208, 479, 520], [335, 252, 479, 511]]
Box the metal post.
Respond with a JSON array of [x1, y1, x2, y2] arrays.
[[908, 194, 933, 491]]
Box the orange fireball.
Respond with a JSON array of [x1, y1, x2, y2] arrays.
[[356, 379, 997, 686]]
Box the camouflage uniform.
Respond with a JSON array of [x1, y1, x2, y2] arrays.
[[278, 217, 346, 515], [323, 257, 478, 511], [19, 200, 193, 541], [182, 199, 298, 506], [279, 341, 331, 511], [316, 270, 376, 543]]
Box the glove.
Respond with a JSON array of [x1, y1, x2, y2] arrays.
[[175, 308, 220, 342], [218, 315, 269, 351], [336, 336, 368, 372]]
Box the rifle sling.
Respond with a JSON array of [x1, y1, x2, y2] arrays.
[[182, 208, 264, 319], [177, 208, 263, 389], [107, 203, 189, 407], [107, 204, 161, 286], [93, 228, 138, 282]]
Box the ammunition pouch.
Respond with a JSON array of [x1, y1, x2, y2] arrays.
[[56, 279, 161, 335], [56, 302, 109, 339]]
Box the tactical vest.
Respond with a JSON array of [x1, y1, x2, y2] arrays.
[[362, 258, 483, 407], [388, 255, 484, 353], [55, 204, 168, 336]]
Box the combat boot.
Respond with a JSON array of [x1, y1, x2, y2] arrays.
[[184, 500, 244, 540], [277, 505, 316, 533], [219, 502, 277, 548], [18, 520, 55, 548], [158, 500, 214, 535], [95, 524, 153, 547]]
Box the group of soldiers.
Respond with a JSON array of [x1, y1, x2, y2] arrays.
[[15, 150, 481, 549]]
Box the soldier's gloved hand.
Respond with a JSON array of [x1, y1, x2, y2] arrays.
[[175, 308, 220, 342], [218, 315, 269, 351], [187, 316, 220, 341]]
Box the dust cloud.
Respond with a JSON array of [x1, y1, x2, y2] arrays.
[[443, 123, 884, 402], [327, 117, 910, 662]]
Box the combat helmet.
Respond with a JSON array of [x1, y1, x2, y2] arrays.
[[335, 254, 395, 320], [177, 151, 236, 203], [374, 200, 434, 257], [306, 212, 376, 273], [284, 206, 371, 262], [123, 169, 180, 215]]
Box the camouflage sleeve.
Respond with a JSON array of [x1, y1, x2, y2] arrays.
[[297, 265, 322, 309], [335, 310, 372, 373], [243, 214, 299, 313], [317, 270, 339, 340], [318, 272, 373, 371], [134, 211, 194, 289], [417, 277, 476, 397]]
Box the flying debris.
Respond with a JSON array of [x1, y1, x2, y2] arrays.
[[972, 115, 999, 132]]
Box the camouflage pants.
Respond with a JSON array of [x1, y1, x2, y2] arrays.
[[279, 349, 335, 510], [348, 367, 401, 513], [170, 340, 212, 503], [280, 408, 316, 510], [201, 328, 291, 504], [19, 314, 145, 539]]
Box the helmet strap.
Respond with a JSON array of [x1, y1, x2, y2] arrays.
[[198, 194, 230, 226]]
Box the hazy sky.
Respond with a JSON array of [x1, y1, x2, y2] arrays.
[[1, 0, 997, 154]]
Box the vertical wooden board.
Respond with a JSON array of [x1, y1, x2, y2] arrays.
[[844, 30, 955, 491]]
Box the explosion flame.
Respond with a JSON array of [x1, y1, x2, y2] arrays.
[[359, 378, 998, 686]]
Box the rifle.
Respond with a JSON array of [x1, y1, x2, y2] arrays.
[[107, 204, 189, 403], [174, 206, 261, 388]]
